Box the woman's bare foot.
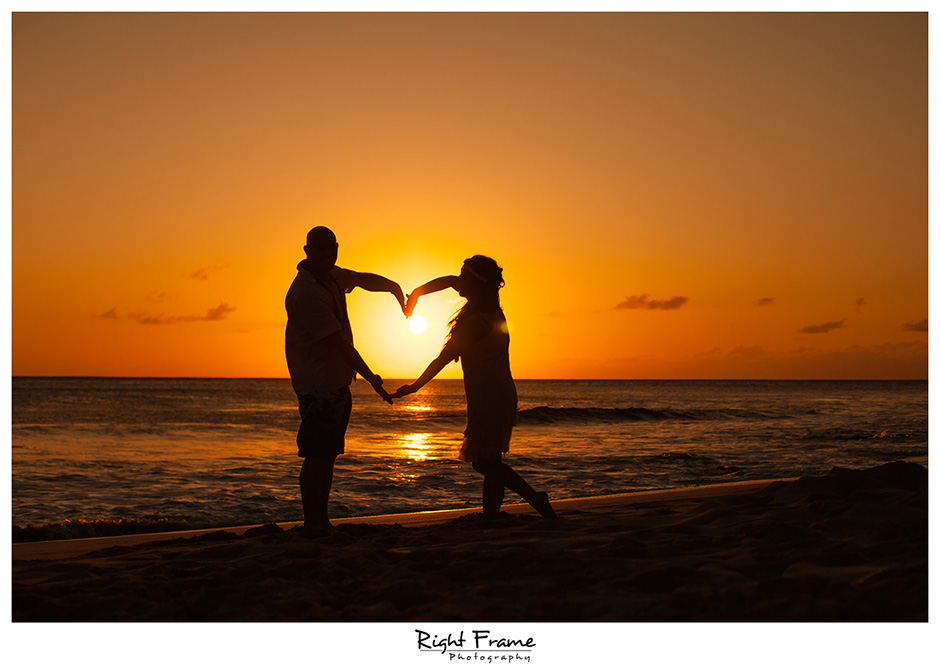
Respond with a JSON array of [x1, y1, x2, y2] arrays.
[[533, 491, 557, 519]]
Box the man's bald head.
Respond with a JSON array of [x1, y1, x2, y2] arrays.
[[304, 227, 339, 276], [306, 226, 336, 247]]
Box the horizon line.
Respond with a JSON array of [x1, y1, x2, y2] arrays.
[[9, 375, 928, 382]]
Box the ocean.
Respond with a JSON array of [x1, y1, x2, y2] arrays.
[[11, 378, 927, 541]]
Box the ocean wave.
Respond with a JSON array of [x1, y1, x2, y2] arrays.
[[515, 406, 774, 424], [518, 406, 689, 423], [346, 405, 789, 430], [13, 518, 197, 543]]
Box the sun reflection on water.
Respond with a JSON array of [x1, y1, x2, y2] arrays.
[[398, 432, 433, 461]]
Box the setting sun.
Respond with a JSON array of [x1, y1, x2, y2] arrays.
[[409, 315, 428, 335]]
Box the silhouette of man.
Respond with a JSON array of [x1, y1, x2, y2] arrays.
[[285, 226, 404, 530]]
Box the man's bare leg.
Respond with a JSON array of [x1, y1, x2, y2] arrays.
[[300, 456, 336, 529]]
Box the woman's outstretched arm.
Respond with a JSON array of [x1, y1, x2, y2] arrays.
[[391, 339, 466, 398], [404, 275, 462, 317]]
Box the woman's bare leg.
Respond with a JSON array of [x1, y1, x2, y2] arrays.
[[473, 457, 556, 519], [473, 459, 504, 519], [482, 470, 505, 519]]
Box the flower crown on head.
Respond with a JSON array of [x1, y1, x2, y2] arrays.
[[463, 265, 489, 283]]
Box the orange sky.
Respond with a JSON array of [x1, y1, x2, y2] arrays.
[[11, 12, 928, 379]]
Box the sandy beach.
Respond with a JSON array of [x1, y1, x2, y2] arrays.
[[12, 461, 926, 622]]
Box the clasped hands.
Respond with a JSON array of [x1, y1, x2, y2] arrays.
[[386, 281, 422, 319], [366, 375, 415, 405]]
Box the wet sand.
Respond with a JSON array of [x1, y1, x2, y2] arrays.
[[11, 462, 926, 622]]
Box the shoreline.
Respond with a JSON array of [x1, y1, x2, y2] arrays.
[[12, 477, 790, 561], [12, 462, 926, 622]]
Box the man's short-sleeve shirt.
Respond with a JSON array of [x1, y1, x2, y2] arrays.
[[285, 262, 360, 396]]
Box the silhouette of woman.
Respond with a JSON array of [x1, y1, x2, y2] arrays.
[[392, 256, 556, 520]]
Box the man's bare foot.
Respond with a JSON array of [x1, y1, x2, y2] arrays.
[[301, 519, 334, 535]]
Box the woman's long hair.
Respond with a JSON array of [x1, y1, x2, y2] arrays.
[[444, 255, 505, 353]]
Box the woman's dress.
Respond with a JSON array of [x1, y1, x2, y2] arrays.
[[456, 310, 518, 463]]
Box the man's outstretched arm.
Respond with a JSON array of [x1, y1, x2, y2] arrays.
[[352, 273, 406, 314]]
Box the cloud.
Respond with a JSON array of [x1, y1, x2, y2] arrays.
[[725, 345, 770, 359], [615, 294, 689, 311], [189, 264, 230, 281], [127, 302, 236, 325], [98, 307, 119, 319], [588, 340, 927, 380], [145, 291, 175, 303], [779, 341, 928, 379], [902, 318, 927, 333], [204, 302, 236, 320], [799, 319, 845, 334], [754, 297, 775, 307], [855, 298, 867, 312]]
